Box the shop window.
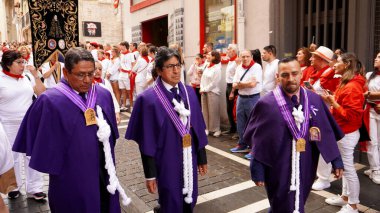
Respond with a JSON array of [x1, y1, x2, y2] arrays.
[[202, 0, 236, 53]]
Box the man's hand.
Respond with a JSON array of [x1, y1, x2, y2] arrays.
[[146, 179, 157, 194], [254, 181, 265, 187], [115, 112, 121, 124], [334, 168, 344, 179], [229, 91, 235, 100], [198, 164, 208, 176]]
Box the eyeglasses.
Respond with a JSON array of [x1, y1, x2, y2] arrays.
[[163, 63, 182, 70], [71, 71, 95, 80], [14, 60, 27, 65]]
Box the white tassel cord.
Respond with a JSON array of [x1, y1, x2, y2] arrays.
[[291, 105, 305, 213], [172, 99, 193, 204], [96, 105, 132, 206]]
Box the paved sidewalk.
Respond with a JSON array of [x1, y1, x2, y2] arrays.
[[3, 112, 380, 212]]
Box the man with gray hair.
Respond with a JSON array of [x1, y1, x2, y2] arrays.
[[224, 44, 239, 136], [13, 47, 127, 212]]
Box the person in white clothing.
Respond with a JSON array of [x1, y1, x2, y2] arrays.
[[187, 53, 205, 105], [94, 61, 121, 124], [0, 121, 14, 213], [98, 50, 111, 79], [130, 42, 140, 60], [89, 42, 99, 62], [0, 50, 46, 200], [200, 51, 222, 137], [225, 44, 239, 135], [261, 45, 279, 95], [145, 46, 157, 88], [41, 52, 65, 89], [132, 47, 150, 95], [230, 50, 262, 156], [119, 41, 135, 110], [363, 52, 380, 184], [106, 47, 121, 109]]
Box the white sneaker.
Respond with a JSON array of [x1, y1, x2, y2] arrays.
[[205, 130, 209, 136], [325, 195, 347, 207], [213, 130, 221, 137], [337, 204, 359, 213], [364, 169, 372, 177], [371, 170, 380, 184], [312, 178, 331, 191]]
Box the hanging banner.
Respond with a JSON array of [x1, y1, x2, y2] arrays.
[[28, 0, 79, 68]]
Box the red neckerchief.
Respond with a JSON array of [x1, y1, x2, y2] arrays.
[[93, 77, 103, 84], [23, 54, 30, 62], [208, 63, 215, 68], [229, 55, 237, 62], [50, 61, 56, 66], [242, 60, 255, 69], [133, 50, 138, 53], [142, 56, 149, 63], [149, 57, 155, 63], [300, 64, 306, 68], [376, 71, 380, 76], [121, 50, 129, 55], [2, 69, 24, 79], [98, 57, 104, 61], [310, 65, 329, 84]]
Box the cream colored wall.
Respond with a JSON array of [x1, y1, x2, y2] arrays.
[[79, 0, 123, 45], [0, 0, 7, 41], [243, 0, 271, 51]]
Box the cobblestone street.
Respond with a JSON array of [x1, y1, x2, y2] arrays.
[[3, 112, 380, 213]]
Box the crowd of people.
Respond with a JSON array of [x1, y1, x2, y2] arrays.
[[0, 38, 379, 213]]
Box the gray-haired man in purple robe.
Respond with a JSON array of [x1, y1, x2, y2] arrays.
[[244, 57, 344, 213]]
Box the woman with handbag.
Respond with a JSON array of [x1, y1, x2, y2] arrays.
[[363, 52, 380, 184], [323, 53, 366, 213]]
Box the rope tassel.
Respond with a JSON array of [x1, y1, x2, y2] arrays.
[[96, 105, 132, 206]]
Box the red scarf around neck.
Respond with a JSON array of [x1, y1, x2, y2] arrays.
[[242, 60, 255, 69], [23, 54, 30, 62], [229, 55, 237, 62], [310, 65, 329, 84], [121, 50, 129, 55], [208, 63, 215, 68], [3, 69, 24, 79], [142, 56, 149, 63], [93, 77, 103, 84]]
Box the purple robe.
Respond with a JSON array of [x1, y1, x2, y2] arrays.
[[244, 88, 344, 213], [125, 79, 208, 213], [12, 83, 121, 213]]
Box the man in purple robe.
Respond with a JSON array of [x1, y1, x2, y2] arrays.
[[244, 57, 344, 213], [125, 47, 208, 213], [12, 48, 122, 213]]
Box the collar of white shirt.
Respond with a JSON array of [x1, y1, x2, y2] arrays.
[[161, 79, 179, 94]]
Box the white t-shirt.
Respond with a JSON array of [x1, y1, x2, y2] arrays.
[[100, 59, 111, 79], [233, 63, 263, 95], [120, 53, 135, 80], [262, 58, 279, 95], [0, 71, 35, 121], [97, 80, 120, 113], [133, 57, 149, 83], [200, 63, 222, 95], [41, 61, 65, 88], [91, 49, 98, 62], [107, 58, 121, 81], [225, 60, 238, 84]]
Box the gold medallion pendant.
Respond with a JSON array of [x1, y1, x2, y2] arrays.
[[183, 134, 192, 148], [296, 138, 306, 152], [84, 108, 97, 126]]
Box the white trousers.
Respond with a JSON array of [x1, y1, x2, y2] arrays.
[[2, 119, 44, 194], [338, 130, 360, 204], [368, 109, 380, 170], [135, 82, 146, 96], [316, 155, 332, 181]]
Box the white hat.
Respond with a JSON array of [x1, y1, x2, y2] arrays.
[[311, 46, 334, 62]]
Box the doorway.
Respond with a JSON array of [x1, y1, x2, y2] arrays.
[[141, 15, 168, 47]]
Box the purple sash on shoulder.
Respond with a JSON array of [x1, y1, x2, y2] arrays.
[[273, 86, 310, 140], [153, 78, 191, 137], [55, 83, 97, 112]]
